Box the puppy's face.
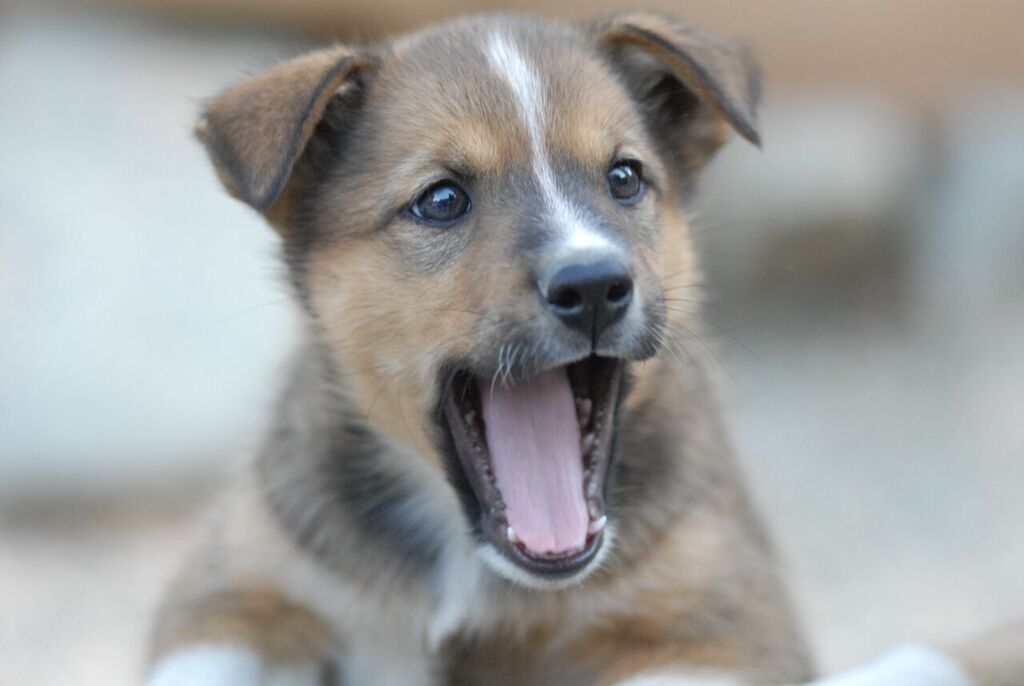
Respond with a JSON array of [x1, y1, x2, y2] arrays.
[[199, 14, 760, 588]]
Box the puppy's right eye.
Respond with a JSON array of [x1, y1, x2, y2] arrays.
[[410, 182, 471, 225]]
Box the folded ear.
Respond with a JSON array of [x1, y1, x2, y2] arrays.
[[196, 46, 375, 213], [594, 13, 762, 173]]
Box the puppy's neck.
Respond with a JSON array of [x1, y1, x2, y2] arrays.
[[256, 334, 455, 586]]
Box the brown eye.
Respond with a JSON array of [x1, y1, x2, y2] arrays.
[[608, 161, 643, 202], [411, 182, 471, 225]]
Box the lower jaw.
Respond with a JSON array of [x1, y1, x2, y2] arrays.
[[476, 530, 614, 590], [481, 514, 607, 578]]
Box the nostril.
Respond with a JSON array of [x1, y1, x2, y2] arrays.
[[606, 280, 632, 305], [548, 285, 584, 312]]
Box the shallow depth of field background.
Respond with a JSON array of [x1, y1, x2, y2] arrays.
[[1, 1, 1022, 684]]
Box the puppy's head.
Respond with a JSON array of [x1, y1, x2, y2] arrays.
[[198, 14, 760, 588]]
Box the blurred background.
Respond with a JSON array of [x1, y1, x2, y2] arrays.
[[1, 0, 1022, 684]]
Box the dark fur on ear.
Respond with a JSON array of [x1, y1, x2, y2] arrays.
[[594, 13, 762, 175], [196, 46, 376, 213]]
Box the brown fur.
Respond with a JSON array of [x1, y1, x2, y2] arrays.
[[197, 47, 377, 214], [147, 13, 820, 686], [151, 588, 332, 665]]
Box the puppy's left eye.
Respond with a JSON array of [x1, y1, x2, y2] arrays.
[[410, 182, 471, 225], [608, 161, 643, 202]]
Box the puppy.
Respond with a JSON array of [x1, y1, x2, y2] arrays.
[[148, 12, 815, 685]]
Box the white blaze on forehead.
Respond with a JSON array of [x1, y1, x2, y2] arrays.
[[484, 31, 613, 252]]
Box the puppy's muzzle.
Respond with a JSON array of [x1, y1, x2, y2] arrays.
[[542, 258, 634, 345]]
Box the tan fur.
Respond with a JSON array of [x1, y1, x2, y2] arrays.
[[148, 477, 335, 663]]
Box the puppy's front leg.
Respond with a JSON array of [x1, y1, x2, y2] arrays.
[[599, 660, 749, 686], [146, 644, 326, 686], [145, 587, 334, 686], [610, 672, 741, 686], [605, 645, 977, 686], [587, 642, 779, 686]]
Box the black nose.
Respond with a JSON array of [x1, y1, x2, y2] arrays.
[[544, 259, 634, 342]]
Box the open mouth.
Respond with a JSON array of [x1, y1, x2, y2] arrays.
[[441, 355, 622, 579]]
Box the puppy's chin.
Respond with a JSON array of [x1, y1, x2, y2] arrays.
[[476, 524, 616, 591]]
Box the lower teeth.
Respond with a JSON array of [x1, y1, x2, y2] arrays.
[[575, 397, 593, 426]]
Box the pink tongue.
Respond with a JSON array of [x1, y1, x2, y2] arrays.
[[480, 368, 588, 555]]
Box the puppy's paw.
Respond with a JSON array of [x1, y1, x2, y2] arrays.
[[806, 645, 973, 686], [145, 644, 322, 686]]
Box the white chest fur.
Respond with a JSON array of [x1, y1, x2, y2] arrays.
[[276, 537, 491, 686]]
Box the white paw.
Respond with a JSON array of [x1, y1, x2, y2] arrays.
[[809, 645, 973, 686], [145, 644, 321, 686]]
